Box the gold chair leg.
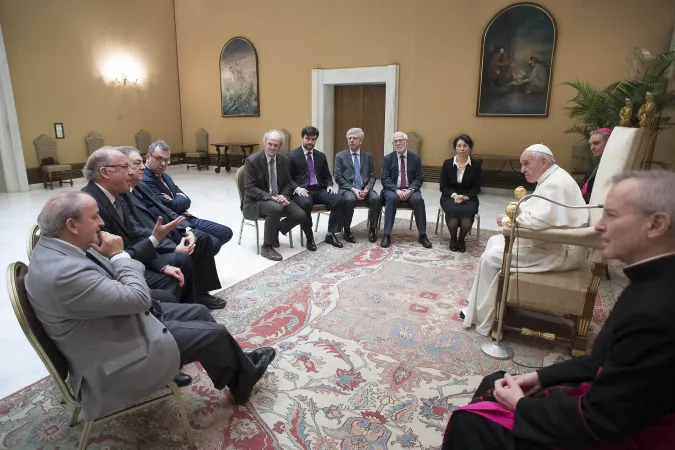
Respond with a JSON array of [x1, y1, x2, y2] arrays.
[[409, 211, 414, 230], [435, 207, 441, 234], [169, 382, 196, 448], [70, 406, 81, 427], [301, 228, 304, 247], [77, 420, 93, 450], [255, 221, 260, 255], [476, 213, 481, 243], [238, 217, 245, 245], [314, 212, 321, 232], [289, 229, 294, 248]]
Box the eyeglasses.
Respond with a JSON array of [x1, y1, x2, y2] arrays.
[[104, 164, 130, 170], [150, 153, 171, 166]]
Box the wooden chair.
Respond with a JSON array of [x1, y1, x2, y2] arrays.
[[235, 166, 294, 254], [300, 204, 329, 247], [135, 130, 152, 156], [187, 128, 209, 171], [279, 129, 291, 154], [34, 134, 73, 190], [493, 126, 646, 355], [6, 261, 196, 449], [26, 225, 40, 258], [84, 132, 105, 156]]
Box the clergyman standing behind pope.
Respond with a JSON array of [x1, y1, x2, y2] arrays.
[[462, 144, 589, 336]]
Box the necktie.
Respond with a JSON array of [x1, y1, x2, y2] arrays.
[[113, 199, 124, 219], [159, 175, 173, 198], [400, 155, 407, 190], [306, 152, 318, 186], [352, 153, 362, 189], [269, 158, 279, 196]]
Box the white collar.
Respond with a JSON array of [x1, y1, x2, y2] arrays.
[[303, 147, 316, 155], [350, 149, 361, 155], [396, 150, 408, 158], [95, 183, 117, 204], [265, 153, 276, 163], [60, 238, 87, 256], [453, 155, 472, 167], [536, 164, 559, 184], [625, 252, 675, 269]]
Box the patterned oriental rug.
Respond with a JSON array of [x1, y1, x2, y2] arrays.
[[0, 220, 626, 449]]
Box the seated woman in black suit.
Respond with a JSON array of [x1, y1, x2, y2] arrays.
[[439, 134, 482, 252]]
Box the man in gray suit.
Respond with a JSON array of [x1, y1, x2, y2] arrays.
[[25, 192, 276, 420], [334, 128, 382, 243], [243, 130, 306, 261]]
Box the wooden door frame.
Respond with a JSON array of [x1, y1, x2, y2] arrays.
[[311, 65, 399, 171]]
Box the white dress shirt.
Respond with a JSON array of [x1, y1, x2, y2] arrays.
[[453, 155, 472, 184]]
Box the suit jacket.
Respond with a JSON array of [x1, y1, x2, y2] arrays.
[[242, 151, 293, 220], [381, 151, 423, 192], [81, 181, 168, 272], [287, 146, 333, 190], [579, 164, 598, 204], [439, 157, 482, 202], [141, 166, 191, 214], [512, 254, 675, 447], [120, 190, 179, 253], [334, 149, 377, 194], [25, 237, 180, 420]]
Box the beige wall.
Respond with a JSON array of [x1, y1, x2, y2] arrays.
[[175, 0, 675, 169], [0, 0, 182, 168]]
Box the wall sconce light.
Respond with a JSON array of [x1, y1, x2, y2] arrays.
[[116, 74, 138, 86]]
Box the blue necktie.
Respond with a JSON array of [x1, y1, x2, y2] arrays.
[[352, 153, 362, 189]]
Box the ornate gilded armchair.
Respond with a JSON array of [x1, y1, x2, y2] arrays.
[[492, 125, 648, 356], [84, 132, 105, 155], [186, 128, 210, 170], [135, 129, 152, 156], [34, 134, 73, 190]]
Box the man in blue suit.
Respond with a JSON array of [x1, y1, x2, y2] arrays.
[[380, 132, 432, 249], [142, 140, 233, 253]]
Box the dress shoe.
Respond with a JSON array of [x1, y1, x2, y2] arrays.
[[450, 238, 459, 252], [261, 246, 283, 261], [306, 238, 317, 251], [343, 230, 356, 244], [199, 294, 227, 310], [458, 239, 466, 253], [418, 235, 432, 249], [380, 235, 391, 248], [246, 347, 276, 365], [273, 238, 280, 248], [173, 370, 192, 387], [325, 233, 344, 248], [459, 311, 466, 320], [230, 347, 276, 405], [368, 228, 378, 243]]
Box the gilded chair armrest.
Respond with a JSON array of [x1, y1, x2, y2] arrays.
[[502, 226, 603, 249]]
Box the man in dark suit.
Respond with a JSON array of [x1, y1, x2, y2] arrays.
[[334, 127, 382, 243], [243, 130, 306, 261], [288, 126, 345, 250], [81, 147, 199, 305], [142, 140, 232, 253], [118, 146, 226, 310], [380, 132, 432, 249]]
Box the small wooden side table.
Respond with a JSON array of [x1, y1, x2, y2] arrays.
[[210, 143, 259, 173]]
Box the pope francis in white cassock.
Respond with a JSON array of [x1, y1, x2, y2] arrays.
[[462, 144, 589, 336]]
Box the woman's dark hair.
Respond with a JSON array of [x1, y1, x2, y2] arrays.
[[453, 134, 474, 150], [301, 126, 320, 138]]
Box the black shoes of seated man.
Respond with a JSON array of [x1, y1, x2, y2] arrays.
[[343, 229, 356, 244], [230, 347, 276, 405], [380, 235, 391, 248], [173, 370, 192, 387], [200, 294, 227, 310], [324, 233, 343, 248], [261, 246, 283, 261], [306, 238, 317, 251], [368, 228, 378, 243], [418, 235, 432, 249]]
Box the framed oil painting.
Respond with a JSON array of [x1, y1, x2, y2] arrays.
[[220, 37, 260, 117], [476, 3, 556, 117]]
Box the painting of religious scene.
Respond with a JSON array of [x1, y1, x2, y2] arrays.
[[477, 4, 556, 116], [220, 37, 260, 117]]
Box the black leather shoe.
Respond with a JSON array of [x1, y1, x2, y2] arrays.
[[231, 347, 276, 405], [450, 238, 459, 252], [200, 294, 227, 310], [458, 239, 466, 253], [325, 233, 344, 248], [262, 246, 283, 261], [459, 311, 465, 320], [173, 370, 192, 387], [246, 347, 276, 365], [418, 235, 432, 249], [368, 228, 377, 243], [380, 235, 391, 248], [343, 230, 356, 244], [306, 238, 317, 251]]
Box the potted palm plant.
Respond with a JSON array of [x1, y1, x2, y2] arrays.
[[564, 48, 675, 169]]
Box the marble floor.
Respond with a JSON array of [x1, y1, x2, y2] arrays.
[[0, 165, 513, 399]]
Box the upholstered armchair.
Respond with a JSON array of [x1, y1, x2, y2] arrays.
[[186, 128, 209, 170], [34, 134, 73, 190], [135, 129, 152, 155], [493, 126, 647, 356], [279, 129, 291, 154], [84, 132, 105, 155]]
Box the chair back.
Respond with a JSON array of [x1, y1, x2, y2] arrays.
[[34, 134, 59, 165], [279, 129, 291, 153], [135, 130, 152, 155], [235, 165, 246, 206], [7, 261, 77, 406], [195, 128, 209, 152], [406, 132, 421, 155], [84, 132, 105, 155], [588, 127, 642, 225], [27, 225, 40, 258]]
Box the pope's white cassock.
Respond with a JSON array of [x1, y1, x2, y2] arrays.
[[463, 155, 589, 336]]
